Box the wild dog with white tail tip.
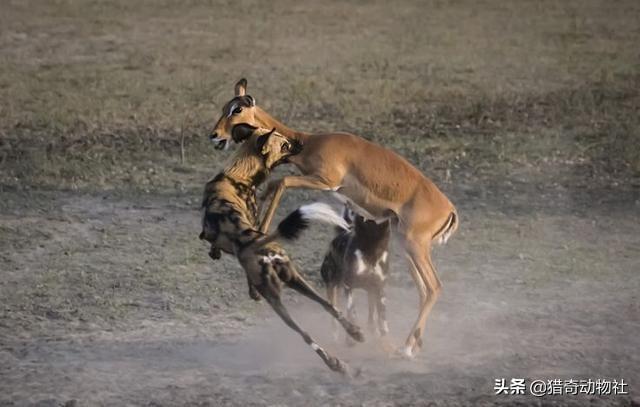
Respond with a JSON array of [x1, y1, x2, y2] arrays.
[[199, 125, 364, 375]]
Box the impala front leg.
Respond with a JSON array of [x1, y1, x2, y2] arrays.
[[259, 176, 334, 233]]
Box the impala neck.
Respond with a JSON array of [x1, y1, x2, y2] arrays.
[[254, 107, 310, 143]]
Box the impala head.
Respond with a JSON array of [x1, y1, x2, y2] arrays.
[[232, 124, 302, 169], [209, 78, 259, 150]]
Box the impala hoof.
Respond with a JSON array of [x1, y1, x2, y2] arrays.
[[396, 345, 416, 360]]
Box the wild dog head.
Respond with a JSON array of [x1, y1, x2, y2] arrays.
[[354, 214, 391, 238], [232, 124, 302, 170]]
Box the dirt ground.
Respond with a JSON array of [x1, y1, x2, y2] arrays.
[[1, 0, 639, 406], [1, 184, 638, 406]]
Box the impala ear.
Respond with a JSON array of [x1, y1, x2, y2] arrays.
[[234, 78, 247, 96], [246, 95, 256, 106], [231, 123, 257, 142]]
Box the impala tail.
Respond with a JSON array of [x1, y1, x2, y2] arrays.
[[434, 211, 458, 245]]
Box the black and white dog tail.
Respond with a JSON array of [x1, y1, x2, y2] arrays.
[[279, 202, 350, 240], [254, 203, 349, 248]]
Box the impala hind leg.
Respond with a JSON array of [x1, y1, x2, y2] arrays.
[[401, 240, 442, 358], [285, 270, 364, 343]]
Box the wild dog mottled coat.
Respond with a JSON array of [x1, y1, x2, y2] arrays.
[[199, 125, 364, 375]]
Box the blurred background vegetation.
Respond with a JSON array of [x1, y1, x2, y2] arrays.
[[0, 0, 638, 195]]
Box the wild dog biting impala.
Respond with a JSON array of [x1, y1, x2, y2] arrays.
[[321, 205, 393, 351], [208, 79, 458, 358], [200, 125, 364, 374]]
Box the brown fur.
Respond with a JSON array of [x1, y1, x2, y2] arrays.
[[200, 127, 364, 374], [207, 79, 459, 358]]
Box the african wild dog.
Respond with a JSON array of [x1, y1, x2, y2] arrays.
[[199, 125, 364, 375], [321, 206, 393, 351]]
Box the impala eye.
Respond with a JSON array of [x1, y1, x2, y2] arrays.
[[232, 106, 243, 115], [281, 143, 290, 153]]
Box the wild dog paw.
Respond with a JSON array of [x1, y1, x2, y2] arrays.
[[343, 320, 365, 343], [328, 357, 351, 376], [208, 247, 222, 260], [248, 285, 261, 301], [345, 335, 357, 347]]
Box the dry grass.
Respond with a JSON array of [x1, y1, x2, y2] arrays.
[[0, 0, 639, 191]]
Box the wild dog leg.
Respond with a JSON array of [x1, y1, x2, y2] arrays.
[[285, 272, 364, 343], [208, 246, 222, 260], [367, 290, 378, 335], [345, 287, 357, 323], [344, 286, 358, 347], [247, 275, 261, 301], [260, 289, 351, 375], [321, 251, 341, 341], [326, 283, 340, 341], [375, 286, 389, 337], [374, 285, 395, 354]]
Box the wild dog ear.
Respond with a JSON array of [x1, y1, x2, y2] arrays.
[[234, 78, 247, 96], [256, 128, 276, 153], [259, 128, 295, 169], [231, 123, 257, 142]]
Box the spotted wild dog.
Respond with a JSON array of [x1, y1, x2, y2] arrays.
[[199, 125, 364, 375], [321, 206, 393, 351]]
